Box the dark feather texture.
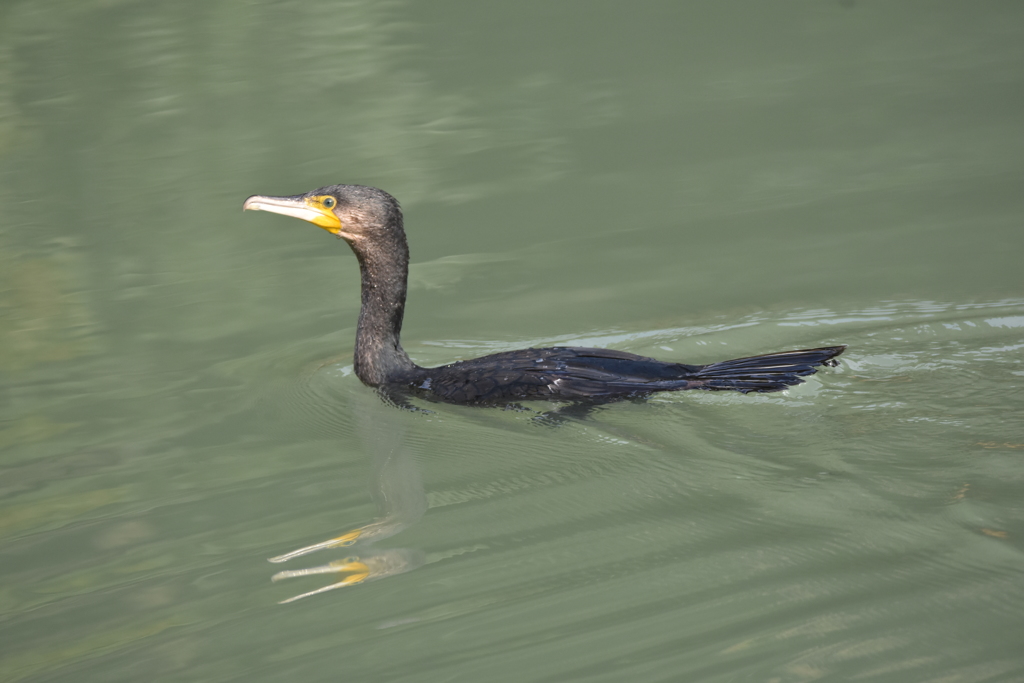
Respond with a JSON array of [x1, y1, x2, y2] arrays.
[[408, 345, 846, 403], [244, 184, 846, 406]]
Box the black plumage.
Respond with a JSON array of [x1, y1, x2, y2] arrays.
[[243, 184, 844, 406]]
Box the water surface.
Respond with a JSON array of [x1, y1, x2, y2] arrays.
[[2, 2, 1023, 681]]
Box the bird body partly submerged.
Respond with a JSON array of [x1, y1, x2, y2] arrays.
[[399, 345, 844, 404], [243, 184, 844, 406]]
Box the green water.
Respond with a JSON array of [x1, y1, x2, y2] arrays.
[[2, 1, 1023, 681]]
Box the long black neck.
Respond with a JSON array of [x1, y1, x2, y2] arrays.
[[348, 230, 421, 386]]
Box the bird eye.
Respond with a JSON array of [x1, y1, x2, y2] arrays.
[[323, 197, 336, 209]]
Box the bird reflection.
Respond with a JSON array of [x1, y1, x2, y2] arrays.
[[269, 388, 427, 603], [270, 549, 423, 603]]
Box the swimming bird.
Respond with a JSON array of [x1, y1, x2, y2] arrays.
[[243, 184, 844, 405]]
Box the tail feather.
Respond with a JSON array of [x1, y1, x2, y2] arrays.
[[695, 345, 846, 394]]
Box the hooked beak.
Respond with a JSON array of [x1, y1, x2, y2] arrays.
[[243, 194, 345, 237]]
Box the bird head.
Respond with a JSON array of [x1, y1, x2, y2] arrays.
[[243, 184, 403, 244]]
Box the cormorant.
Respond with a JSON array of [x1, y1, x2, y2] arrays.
[[243, 184, 844, 405]]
